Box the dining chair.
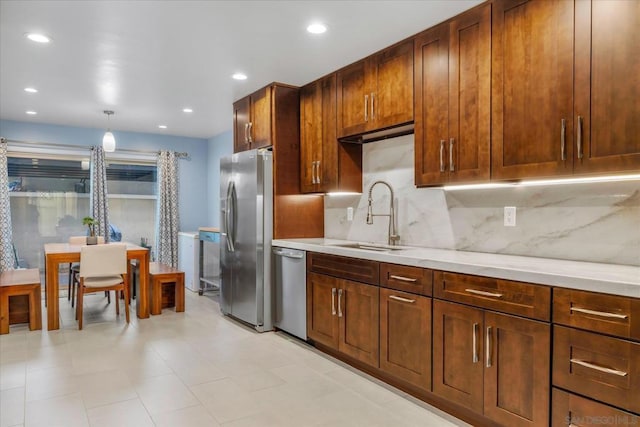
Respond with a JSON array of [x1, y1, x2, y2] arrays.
[[68, 236, 105, 307], [76, 243, 129, 330]]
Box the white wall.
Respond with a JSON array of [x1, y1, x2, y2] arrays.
[[207, 130, 233, 227], [325, 134, 640, 266]]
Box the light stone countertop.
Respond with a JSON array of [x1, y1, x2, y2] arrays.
[[272, 238, 640, 298]]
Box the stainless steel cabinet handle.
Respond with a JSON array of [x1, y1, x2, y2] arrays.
[[389, 295, 415, 303], [570, 359, 628, 377], [486, 326, 492, 368], [439, 140, 445, 172], [244, 123, 249, 143], [465, 289, 503, 298], [389, 275, 417, 283], [311, 161, 317, 184], [472, 323, 479, 363], [561, 118, 566, 161], [449, 138, 455, 172], [570, 306, 628, 319], [337, 289, 343, 317], [316, 160, 321, 184], [248, 122, 253, 143], [364, 95, 369, 122], [577, 115, 583, 159], [370, 92, 375, 119], [331, 288, 336, 315]]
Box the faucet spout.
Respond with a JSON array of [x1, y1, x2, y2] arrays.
[[366, 180, 400, 245]]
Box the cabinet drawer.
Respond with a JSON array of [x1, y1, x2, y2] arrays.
[[380, 263, 432, 296], [434, 271, 551, 321], [552, 388, 639, 427], [553, 288, 640, 341], [307, 252, 379, 285], [553, 325, 640, 414]]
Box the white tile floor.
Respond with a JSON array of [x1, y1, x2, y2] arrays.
[[0, 291, 469, 427]]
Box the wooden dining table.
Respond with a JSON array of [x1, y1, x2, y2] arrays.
[[44, 242, 150, 330]]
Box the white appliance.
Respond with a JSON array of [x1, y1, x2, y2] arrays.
[[178, 231, 200, 292]]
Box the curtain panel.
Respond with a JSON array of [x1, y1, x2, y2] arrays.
[[156, 150, 179, 267], [90, 146, 110, 241], [0, 138, 14, 271]]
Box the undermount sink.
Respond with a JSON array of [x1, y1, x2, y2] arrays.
[[330, 242, 410, 252]]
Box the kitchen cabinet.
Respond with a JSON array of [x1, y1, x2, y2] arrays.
[[433, 270, 551, 427], [299, 74, 362, 193], [414, 3, 491, 186], [379, 262, 433, 391], [552, 388, 639, 427], [336, 40, 413, 139], [573, 0, 640, 174], [492, 0, 640, 180], [306, 253, 379, 368], [491, 0, 575, 180]]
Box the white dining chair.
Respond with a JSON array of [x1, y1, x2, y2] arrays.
[[76, 243, 129, 330], [68, 235, 105, 307]]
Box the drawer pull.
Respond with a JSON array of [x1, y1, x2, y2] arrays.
[[570, 306, 628, 319], [389, 295, 415, 304], [570, 359, 628, 377], [389, 274, 417, 283], [465, 289, 503, 298]]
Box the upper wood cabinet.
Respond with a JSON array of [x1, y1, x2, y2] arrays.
[[492, 0, 640, 180], [414, 4, 491, 186], [336, 40, 413, 139], [233, 86, 272, 153], [491, 0, 575, 180], [573, 0, 640, 174], [300, 74, 362, 193]]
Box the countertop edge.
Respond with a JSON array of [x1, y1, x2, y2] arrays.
[[272, 238, 640, 299]]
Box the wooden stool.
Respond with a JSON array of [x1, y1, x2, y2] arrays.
[[149, 262, 185, 315], [0, 269, 42, 334]]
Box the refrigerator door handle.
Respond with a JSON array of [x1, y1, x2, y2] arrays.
[[229, 181, 237, 252], [225, 180, 236, 252]]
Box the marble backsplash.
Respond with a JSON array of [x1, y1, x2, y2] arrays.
[[324, 134, 640, 266]]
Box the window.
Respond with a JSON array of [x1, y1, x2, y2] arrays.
[[8, 152, 157, 271]]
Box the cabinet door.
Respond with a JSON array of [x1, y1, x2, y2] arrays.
[[300, 81, 323, 193], [574, 0, 640, 174], [448, 3, 491, 184], [414, 23, 450, 186], [371, 40, 414, 130], [484, 311, 550, 427], [433, 300, 484, 413], [250, 86, 272, 149], [337, 60, 369, 138], [233, 97, 251, 153], [306, 272, 339, 349], [338, 279, 379, 368], [491, 0, 574, 180], [379, 288, 431, 391]]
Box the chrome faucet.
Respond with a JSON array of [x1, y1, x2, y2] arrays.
[[366, 180, 400, 245]]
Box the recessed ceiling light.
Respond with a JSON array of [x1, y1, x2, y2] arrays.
[[307, 23, 327, 34], [183, 108, 193, 113], [25, 111, 37, 115], [232, 73, 247, 81], [25, 33, 51, 43], [158, 125, 167, 129], [24, 87, 38, 93]]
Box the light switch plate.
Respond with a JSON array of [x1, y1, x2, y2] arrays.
[[347, 207, 354, 221], [504, 206, 516, 227]]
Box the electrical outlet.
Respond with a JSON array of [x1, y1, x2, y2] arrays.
[[504, 206, 516, 227], [347, 207, 354, 221]]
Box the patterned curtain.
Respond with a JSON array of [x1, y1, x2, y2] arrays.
[[90, 146, 110, 242], [0, 138, 14, 271], [156, 151, 179, 267]]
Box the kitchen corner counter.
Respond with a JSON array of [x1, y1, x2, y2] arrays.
[[272, 238, 640, 298]]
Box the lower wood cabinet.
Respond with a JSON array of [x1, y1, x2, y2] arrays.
[[433, 299, 551, 427], [379, 288, 431, 391], [306, 271, 379, 367], [552, 388, 639, 427]]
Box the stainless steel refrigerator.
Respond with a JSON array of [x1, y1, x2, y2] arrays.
[[220, 149, 273, 332]]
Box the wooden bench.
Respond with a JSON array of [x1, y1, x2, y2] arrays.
[[0, 269, 42, 334], [149, 262, 185, 315]]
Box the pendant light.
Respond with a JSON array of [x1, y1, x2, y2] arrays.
[[102, 110, 116, 152]]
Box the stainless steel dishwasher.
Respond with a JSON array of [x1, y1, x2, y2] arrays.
[[272, 247, 307, 340]]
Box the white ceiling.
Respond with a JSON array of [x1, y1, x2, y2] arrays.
[[0, 0, 482, 140]]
